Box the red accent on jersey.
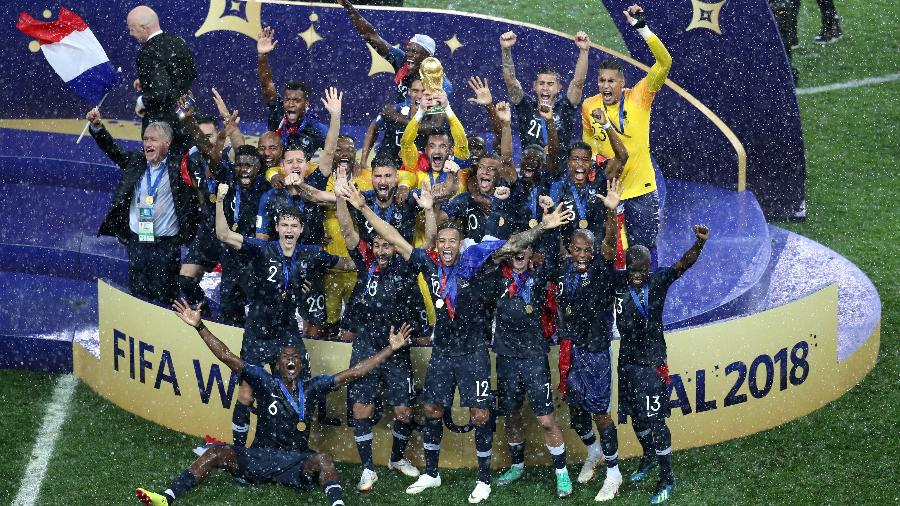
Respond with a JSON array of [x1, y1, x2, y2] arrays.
[[557, 339, 572, 394]]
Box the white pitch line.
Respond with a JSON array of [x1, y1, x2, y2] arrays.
[[12, 374, 78, 506], [796, 72, 900, 95]]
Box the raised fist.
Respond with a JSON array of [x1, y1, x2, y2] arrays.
[[499, 31, 517, 49]]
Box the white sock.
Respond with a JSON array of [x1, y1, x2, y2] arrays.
[[587, 441, 602, 460], [607, 464, 622, 478]]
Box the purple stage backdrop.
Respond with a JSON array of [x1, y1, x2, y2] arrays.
[[3, 0, 803, 219]]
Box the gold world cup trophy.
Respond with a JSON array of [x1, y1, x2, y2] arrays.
[[420, 56, 445, 115]]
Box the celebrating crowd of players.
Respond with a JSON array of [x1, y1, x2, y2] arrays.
[[101, 3, 711, 506]]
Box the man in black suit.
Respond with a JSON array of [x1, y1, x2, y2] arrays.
[[127, 5, 197, 149], [86, 108, 201, 305]]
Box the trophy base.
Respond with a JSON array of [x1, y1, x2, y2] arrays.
[[425, 105, 446, 115]]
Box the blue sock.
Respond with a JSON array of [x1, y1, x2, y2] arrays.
[[423, 416, 443, 477], [475, 423, 493, 483], [353, 419, 374, 470], [508, 441, 525, 466], [390, 420, 413, 463], [652, 422, 674, 483], [164, 469, 197, 502], [547, 443, 568, 472], [600, 424, 619, 468], [231, 402, 251, 447], [324, 479, 344, 506]]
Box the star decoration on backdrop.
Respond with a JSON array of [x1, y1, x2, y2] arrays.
[[444, 34, 464, 55], [366, 43, 395, 76], [298, 13, 322, 49], [686, 0, 726, 35], [195, 0, 263, 40]]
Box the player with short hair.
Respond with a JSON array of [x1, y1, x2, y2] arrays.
[[256, 26, 328, 154], [581, 5, 671, 262], [333, 168, 437, 491], [616, 225, 709, 504], [214, 184, 354, 451], [340, 179, 574, 503], [134, 299, 414, 506], [499, 29, 591, 158], [549, 142, 611, 243]]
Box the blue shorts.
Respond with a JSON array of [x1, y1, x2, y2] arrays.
[[623, 190, 660, 250], [496, 355, 554, 416], [617, 363, 670, 425], [424, 350, 492, 409], [566, 345, 613, 414], [183, 221, 222, 269], [233, 446, 316, 490], [347, 347, 414, 407]]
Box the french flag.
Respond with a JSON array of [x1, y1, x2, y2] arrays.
[[16, 7, 118, 105]]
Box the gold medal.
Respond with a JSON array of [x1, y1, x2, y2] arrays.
[[566, 306, 573, 315], [296, 421, 306, 431], [145, 195, 154, 205], [231, 223, 238, 231], [209, 194, 217, 203], [281, 291, 289, 300], [435, 298, 445, 309], [579, 219, 588, 229], [529, 218, 538, 228], [524, 304, 534, 314], [498, 216, 505, 227]]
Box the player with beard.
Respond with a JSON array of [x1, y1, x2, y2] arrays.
[[581, 5, 671, 265], [340, 181, 574, 503], [337, 0, 450, 103], [135, 299, 413, 506], [548, 179, 626, 501], [500, 30, 591, 158], [215, 184, 355, 452], [332, 168, 437, 491], [400, 90, 468, 192], [256, 26, 328, 156], [616, 225, 708, 504], [487, 217, 574, 499]]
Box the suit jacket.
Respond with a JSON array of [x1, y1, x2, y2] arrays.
[[136, 32, 197, 128], [91, 126, 200, 245]]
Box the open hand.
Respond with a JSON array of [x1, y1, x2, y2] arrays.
[[257, 26, 277, 54], [211, 88, 231, 119], [413, 186, 434, 210], [321, 87, 343, 117], [598, 178, 623, 210], [339, 183, 366, 210], [388, 322, 414, 350], [541, 203, 576, 229], [172, 298, 203, 328], [467, 76, 493, 106]]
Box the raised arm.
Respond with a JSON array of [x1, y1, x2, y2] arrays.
[[257, 27, 279, 104], [333, 166, 360, 250], [495, 102, 517, 183], [441, 92, 470, 161], [597, 178, 623, 260], [85, 108, 130, 169], [499, 31, 525, 105], [317, 87, 344, 178], [212, 87, 246, 151], [413, 186, 437, 249], [173, 299, 244, 373], [567, 31, 591, 105], [429, 161, 460, 202], [495, 203, 575, 260], [590, 107, 628, 179], [625, 5, 672, 92], [399, 105, 423, 170], [337, 0, 391, 56], [333, 323, 412, 387], [359, 119, 378, 169], [467, 76, 503, 141], [673, 225, 709, 274], [215, 184, 245, 249], [340, 184, 415, 260]]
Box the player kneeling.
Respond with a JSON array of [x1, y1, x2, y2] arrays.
[[135, 299, 413, 506]]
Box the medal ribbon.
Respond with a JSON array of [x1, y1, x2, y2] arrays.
[[437, 261, 458, 319], [144, 161, 166, 202], [511, 270, 532, 304], [373, 200, 395, 225], [564, 263, 581, 308], [428, 170, 448, 189], [276, 378, 306, 426], [628, 284, 650, 321], [569, 179, 588, 223], [232, 186, 241, 226], [278, 111, 310, 147], [277, 242, 296, 295], [603, 92, 626, 136], [529, 186, 540, 221]]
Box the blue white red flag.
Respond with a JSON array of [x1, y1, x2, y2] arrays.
[[16, 7, 119, 104]]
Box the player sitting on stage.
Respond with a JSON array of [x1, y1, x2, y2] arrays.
[[135, 299, 413, 506]]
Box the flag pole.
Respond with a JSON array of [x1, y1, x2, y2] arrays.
[[75, 91, 109, 144]]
